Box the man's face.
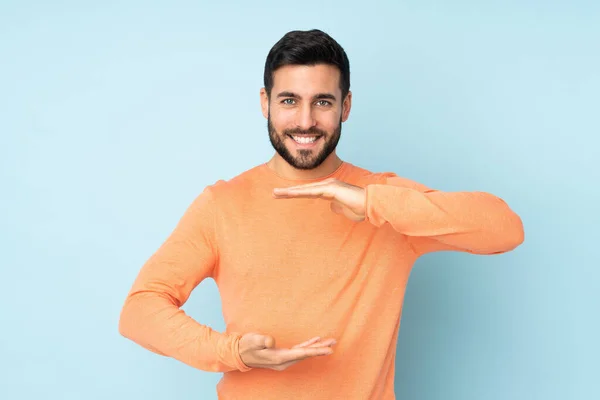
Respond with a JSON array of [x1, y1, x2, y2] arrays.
[[261, 64, 352, 170]]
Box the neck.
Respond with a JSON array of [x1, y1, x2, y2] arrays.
[[267, 152, 343, 180]]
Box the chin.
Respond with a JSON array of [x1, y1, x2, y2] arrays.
[[290, 156, 326, 170]]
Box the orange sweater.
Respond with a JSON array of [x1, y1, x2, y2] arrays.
[[119, 162, 524, 399]]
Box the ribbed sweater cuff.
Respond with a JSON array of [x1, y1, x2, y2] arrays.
[[229, 334, 253, 372]]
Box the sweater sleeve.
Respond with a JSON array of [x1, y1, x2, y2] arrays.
[[118, 186, 252, 373], [364, 174, 524, 256]]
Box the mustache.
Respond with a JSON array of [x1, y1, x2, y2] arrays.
[[282, 127, 327, 136]]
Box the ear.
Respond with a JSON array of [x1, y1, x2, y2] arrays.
[[341, 91, 352, 122], [260, 88, 269, 119]]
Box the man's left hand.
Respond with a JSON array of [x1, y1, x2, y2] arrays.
[[273, 178, 366, 222]]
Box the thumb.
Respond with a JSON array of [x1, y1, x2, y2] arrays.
[[330, 200, 344, 214], [262, 335, 276, 349]]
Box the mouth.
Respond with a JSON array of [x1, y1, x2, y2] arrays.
[[287, 134, 323, 148]]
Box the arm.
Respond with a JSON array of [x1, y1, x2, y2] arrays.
[[118, 186, 251, 373], [365, 174, 525, 255]]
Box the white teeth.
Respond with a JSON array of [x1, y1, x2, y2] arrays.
[[292, 136, 318, 144]]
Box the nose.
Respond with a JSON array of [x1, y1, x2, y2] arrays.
[[295, 104, 317, 131]]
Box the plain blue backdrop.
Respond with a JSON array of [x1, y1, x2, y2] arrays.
[[1, 1, 598, 399]]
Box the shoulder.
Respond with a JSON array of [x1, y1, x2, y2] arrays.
[[202, 163, 264, 200]]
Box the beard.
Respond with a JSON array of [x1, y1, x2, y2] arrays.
[[268, 112, 342, 170]]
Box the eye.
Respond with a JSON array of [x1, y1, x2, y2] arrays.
[[316, 100, 332, 106], [281, 98, 295, 105]]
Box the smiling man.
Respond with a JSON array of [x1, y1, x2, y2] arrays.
[[265, 62, 347, 173], [119, 29, 524, 399]]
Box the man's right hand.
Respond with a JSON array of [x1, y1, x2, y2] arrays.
[[239, 333, 336, 371]]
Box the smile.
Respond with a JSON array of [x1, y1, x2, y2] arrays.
[[288, 135, 322, 144]]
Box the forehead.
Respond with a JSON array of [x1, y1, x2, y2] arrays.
[[272, 64, 341, 96]]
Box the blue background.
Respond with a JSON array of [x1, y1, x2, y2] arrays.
[[1, 1, 598, 399]]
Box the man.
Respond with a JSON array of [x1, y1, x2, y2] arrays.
[[119, 29, 524, 399]]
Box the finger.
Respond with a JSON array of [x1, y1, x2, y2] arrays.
[[273, 186, 324, 196], [278, 346, 334, 364], [292, 336, 321, 349], [273, 181, 334, 197], [295, 337, 336, 349], [308, 338, 337, 348], [273, 186, 334, 199]]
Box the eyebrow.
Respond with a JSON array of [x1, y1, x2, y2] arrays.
[[276, 91, 337, 101]]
